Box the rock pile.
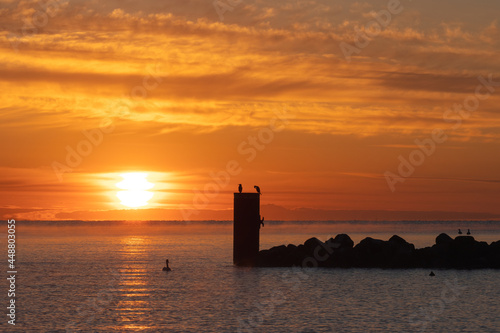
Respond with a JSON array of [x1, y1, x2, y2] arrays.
[[256, 234, 500, 269]]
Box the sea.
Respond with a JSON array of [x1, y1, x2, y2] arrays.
[[2, 220, 500, 332]]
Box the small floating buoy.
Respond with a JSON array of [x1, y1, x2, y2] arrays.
[[429, 271, 435, 276]]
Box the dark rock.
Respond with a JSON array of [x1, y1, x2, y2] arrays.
[[386, 235, 416, 267], [256, 245, 290, 267], [255, 233, 500, 269], [302, 237, 332, 267], [389, 234, 407, 245], [414, 247, 437, 268], [490, 240, 500, 250], [436, 233, 453, 245], [352, 237, 390, 267], [269, 245, 287, 254], [432, 233, 453, 265], [355, 237, 386, 253], [329, 247, 355, 268], [322, 234, 355, 267], [453, 235, 475, 245], [489, 240, 500, 268], [326, 234, 354, 249], [303, 237, 323, 255], [388, 235, 415, 252]]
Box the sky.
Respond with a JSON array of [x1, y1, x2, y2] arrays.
[[1, 0, 500, 221]]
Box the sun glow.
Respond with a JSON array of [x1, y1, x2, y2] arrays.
[[116, 173, 154, 208]]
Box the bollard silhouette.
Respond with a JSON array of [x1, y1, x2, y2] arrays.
[[233, 193, 261, 266]]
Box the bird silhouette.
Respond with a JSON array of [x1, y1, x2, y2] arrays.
[[429, 271, 435, 277], [162, 259, 171, 271], [467, 229, 471, 235], [238, 184, 242, 193], [458, 229, 462, 235], [254, 185, 261, 195]]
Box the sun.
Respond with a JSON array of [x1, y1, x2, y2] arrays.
[[116, 172, 155, 208]]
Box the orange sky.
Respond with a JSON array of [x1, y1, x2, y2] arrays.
[[1, 0, 500, 221]]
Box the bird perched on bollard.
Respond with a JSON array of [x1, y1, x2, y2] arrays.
[[238, 184, 242, 193], [254, 185, 261, 195]]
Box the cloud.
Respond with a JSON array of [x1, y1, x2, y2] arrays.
[[1, 0, 500, 219]]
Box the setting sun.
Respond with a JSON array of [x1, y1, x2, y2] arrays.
[[116, 173, 154, 208]]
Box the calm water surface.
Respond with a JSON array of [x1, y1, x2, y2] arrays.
[[2, 221, 500, 332]]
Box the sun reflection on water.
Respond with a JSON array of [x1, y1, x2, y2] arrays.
[[114, 236, 156, 325]]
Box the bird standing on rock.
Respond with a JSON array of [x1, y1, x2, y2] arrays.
[[238, 184, 242, 193], [458, 229, 463, 235], [254, 185, 261, 195], [467, 229, 471, 235]]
